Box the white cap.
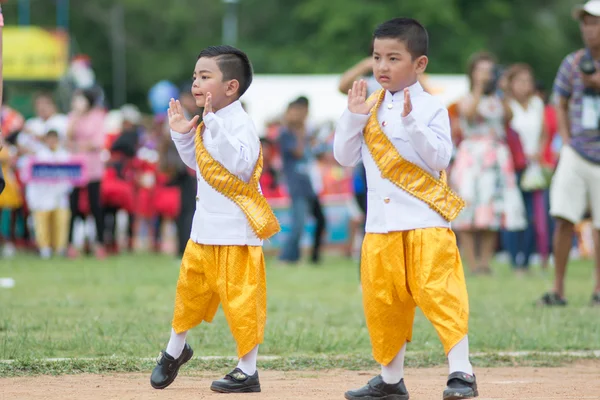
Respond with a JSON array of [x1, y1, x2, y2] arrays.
[[573, 0, 600, 20], [120, 104, 142, 125]]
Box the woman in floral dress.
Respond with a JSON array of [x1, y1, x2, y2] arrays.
[[450, 52, 526, 274]]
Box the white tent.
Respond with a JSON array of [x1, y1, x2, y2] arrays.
[[241, 74, 469, 136]]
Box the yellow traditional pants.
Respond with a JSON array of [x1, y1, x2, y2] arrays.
[[32, 209, 71, 251], [172, 240, 267, 358], [361, 228, 469, 365]]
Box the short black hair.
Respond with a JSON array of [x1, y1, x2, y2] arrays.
[[292, 96, 309, 107], [373, 18, 428, 59], [198, 45, 253, 97], [77, 88, 97, 108], [46, 130, 59, 139]]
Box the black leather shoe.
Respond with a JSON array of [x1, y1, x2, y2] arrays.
[[344, 375, 409, 399], [150, 343, 194, 389], [443, 372, 478, 400], [210, 367, 261, 393]]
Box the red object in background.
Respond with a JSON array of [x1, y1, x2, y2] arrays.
[[133, 159, 159, 218], [541, 104, 558, 169], [78, 186, 90, 215], [259, 169, 284, 199], [101, 167, 135, 212], [154, 184, 181, 219], [505, 124, 528, 172]]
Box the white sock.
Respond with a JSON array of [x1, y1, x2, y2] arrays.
[[448, 335, 473, 375], [236, 345, 259, 375], [40, 247, 52, 259], [165, 328, 188, 359], [381, 343, 406, 384]]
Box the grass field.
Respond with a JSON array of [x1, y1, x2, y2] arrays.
[[1, 252, 599, 376]]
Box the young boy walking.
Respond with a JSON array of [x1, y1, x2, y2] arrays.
[[150, 45, 279, 394], [334, 18, 478, 400]]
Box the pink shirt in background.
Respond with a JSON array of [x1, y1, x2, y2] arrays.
[[69, 108, 106, 182]]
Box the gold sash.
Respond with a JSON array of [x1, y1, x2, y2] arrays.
[[194, 123, 280, 240], [363, 90, 465, 222]]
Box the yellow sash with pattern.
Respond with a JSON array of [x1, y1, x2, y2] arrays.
[[363, 90, 465, 222], [194, 122, 280, 240]]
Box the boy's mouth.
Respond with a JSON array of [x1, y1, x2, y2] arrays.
[[378, 75, 390, 82], [193, 92, 204, 98]]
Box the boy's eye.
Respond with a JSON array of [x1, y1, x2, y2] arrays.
[[390, 57, 397, 61], [201, 75, 209, 80], [374, 56, 380, 60]]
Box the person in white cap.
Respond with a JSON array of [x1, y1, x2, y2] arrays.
[[539, 0, 600, 306]]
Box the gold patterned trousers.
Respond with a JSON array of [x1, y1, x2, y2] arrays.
[[361, 228, 469, 365], [172, 240, 267, 358]]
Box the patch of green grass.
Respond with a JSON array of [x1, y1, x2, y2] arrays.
[[1, 253, 599, 375]]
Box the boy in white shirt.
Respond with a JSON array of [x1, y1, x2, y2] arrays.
[[334, 18, 477, 400], [150, 45, 279, 394], [26, 130, 71, 259]]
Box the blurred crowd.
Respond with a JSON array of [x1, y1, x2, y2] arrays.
[[0, 13, 599, 284]]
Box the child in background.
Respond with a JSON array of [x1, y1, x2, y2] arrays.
[[26, 130, 72, 258]]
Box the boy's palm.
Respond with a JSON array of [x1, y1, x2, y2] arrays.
[[348, 80, 376, 115], [168, 98, 199, 134]]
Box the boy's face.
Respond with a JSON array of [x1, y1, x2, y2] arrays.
[[192, 57, 240, 110], [372, 38, 428, 93]]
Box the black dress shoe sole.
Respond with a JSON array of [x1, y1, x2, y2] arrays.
[[210, 383, 261, 393], [443, 388, 479, 400], [150, 349, 194, 390], [344, 393, 409, 400]]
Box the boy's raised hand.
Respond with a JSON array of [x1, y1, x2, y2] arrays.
[[348, 80, 376, 115], [168, 98, 199, 134], [402, 88, 412, 117], [202, 92, 213, 118]]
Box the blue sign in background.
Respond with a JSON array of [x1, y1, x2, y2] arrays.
[[264, 200, 351, 251]]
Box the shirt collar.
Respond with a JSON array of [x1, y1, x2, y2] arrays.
[[384, 81, 424, 103], [214, 100, 243, 118]]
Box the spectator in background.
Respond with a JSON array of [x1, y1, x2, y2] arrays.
[[503, 64, 551, 273], [450, 52, 526, 274], [19, 92, 68, 146], [66, 89, 107, 259], [537, 80, 560, 170], [339, 56, 382, 97], [345, 162, 367, 261], [102, 104, 142, 253], [158, 114, 197, 258], [259, 137, 283, 199], [539, 1, 600, 306], [26, 130, 71, 259], [0, 94, 25, 258], [278, 97, 326, 265]]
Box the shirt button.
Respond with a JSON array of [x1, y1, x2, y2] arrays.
[[196, 196, 199, 201], [383, 197, 390, 204], [387, 103, 393, 109]]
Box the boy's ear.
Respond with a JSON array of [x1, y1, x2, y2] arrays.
[[225, 79, 240, 97], [415, 55, 428, 74]]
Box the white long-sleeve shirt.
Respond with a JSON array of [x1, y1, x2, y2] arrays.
[[334, 81, 453, 232], [171, 100, 262, 246]]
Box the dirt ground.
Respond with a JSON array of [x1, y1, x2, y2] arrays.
[[2, 361, 600, 400]]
